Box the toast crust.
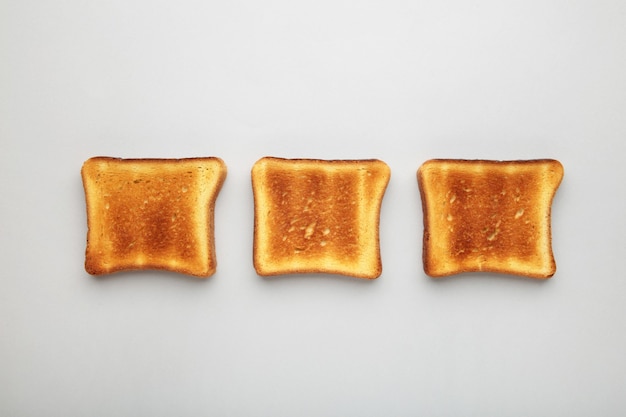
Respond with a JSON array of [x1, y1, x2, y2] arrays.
[[81, 157, 226, 277], [417, 159, 563, 278], [252, 157, 391, 279]]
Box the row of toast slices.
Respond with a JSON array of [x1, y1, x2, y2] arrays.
[[81, 156, 564, 279]]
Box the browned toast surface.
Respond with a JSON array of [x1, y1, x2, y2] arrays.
[[81, 157, 226, 277], [417, 159, 563, 278], [252, 157, 391, 279]]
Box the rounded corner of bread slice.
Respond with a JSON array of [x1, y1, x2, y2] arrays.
[[422, 259, 454, 278], [210, 157, 228, 180], [252, 261, 277, 277], [84, 259, 102, 276], [252, 156, 272, 170], [361, 267, 383, 280], [372, 159, 392, 178]]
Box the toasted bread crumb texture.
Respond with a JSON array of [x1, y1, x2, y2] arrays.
[[81, 157, 226, 277], [418, 159, 563, 278], [252, 157, 390, 278]]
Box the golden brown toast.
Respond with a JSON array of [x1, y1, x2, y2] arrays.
[[252, 157, 391, 279], [417, 159, 563, 278], [81, 157, 227, 277]]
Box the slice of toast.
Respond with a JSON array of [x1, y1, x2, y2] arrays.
[[81, 157, 227, 277], [252, 157, 391, 279], [417, 159, 563, 278]]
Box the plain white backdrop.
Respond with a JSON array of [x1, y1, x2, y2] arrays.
[[1, 0, 625, 416]]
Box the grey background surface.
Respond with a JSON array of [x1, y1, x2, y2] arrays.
[[1, 0, 625, 416]]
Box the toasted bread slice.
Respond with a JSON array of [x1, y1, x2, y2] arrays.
[[417, 159, 563, 278], [81, 157, 227, 277], [252, 157, 391, 279]]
